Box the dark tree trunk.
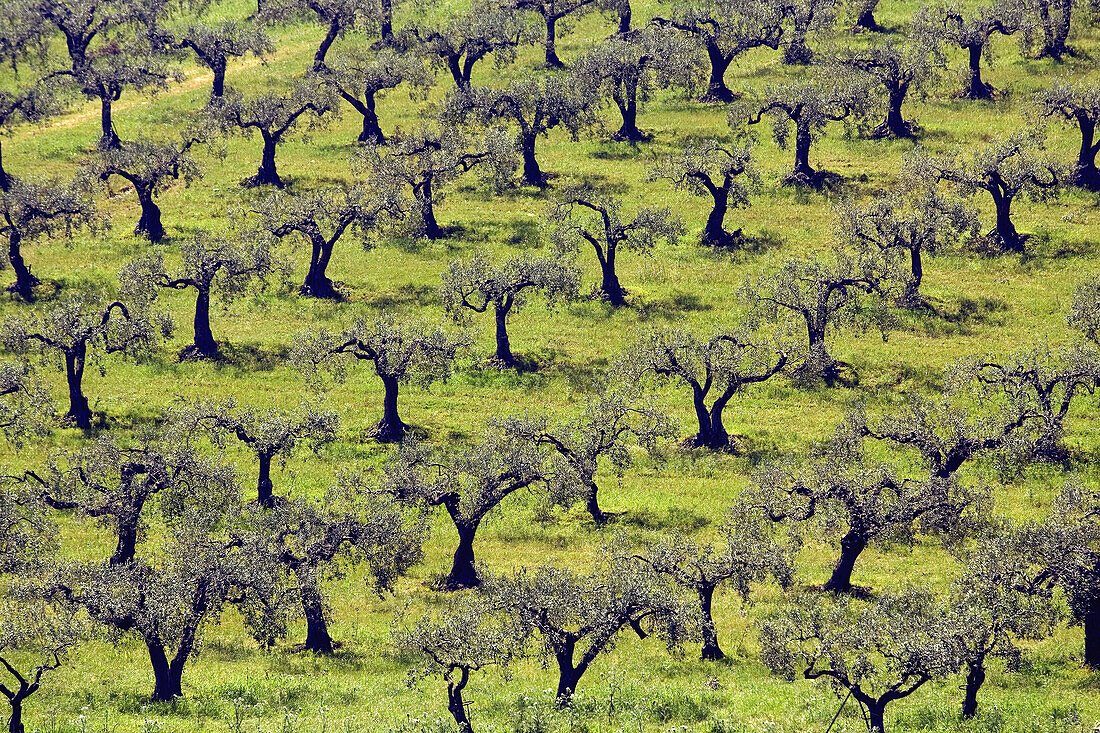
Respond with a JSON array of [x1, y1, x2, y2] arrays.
[[0, 142, 9, 192], [187, 287, 221, 360], [134, 188, 165, 243], [783, 30, 814, 65], [707, 401, 730, 449], [147, 639, 183, 702], [1085, 604, 1100, 669], [583, 479, 608, 524], [493, 302, 515, 366], [698, 583, 724, 660], [8, 698, 24, 733], [1072, 117, 1100, 190], [617, 3, 631, 33], [314, 19, 341, 71], [821, 530, 867, 592], [98, 96, 121, 151], [443, 522, 480, 590], [446, 668, 471, 732], [870, 85, 914, 139], [960, 44, 994, 99], [419, 180, 444, 239], [799, 326, 840, 385], [520, 133, 546, 187], [7, 231, 40, 302], [554, 640, 582, 706], [544, 16, 563, 68], [867, 701, 886, 733], [992, 190, 1023, 252], [257, 451, 274, 506], [358, 93, 385, 144], [380, 0, 395, 44], [211, 62, 227, 100], [300, 236, 339, 298], [785, 125, 817, 186], [242, 134, 283, 188], [611, 81, 645, 142], [853, 1, 881, 32], [112, 515, 139, 565], [702, 188, 731, 245], [296, 566, 335, 654], [700, 43, 734, 103], [598, 246, 626, 306], [65, 345, 93, 431], [962, 659, 985, 718], [691, 386, 715, 447], [374, 374, 406, 442], [899, 245, 923, 308]]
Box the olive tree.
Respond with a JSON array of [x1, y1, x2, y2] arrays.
[[619, 325, 786, 450], [1036, 80, 1100, 190], [653, 0, 790, 103], [119, 229, 276, 360], [440, 248, 579, 367], [446, 75, 598, 187], [849, 0, 882, 31], [405, 0, 527, 91], [918, 2, 1028, 100], [483, 555, 692, 706], [255, 182, 401, 298], [0, 363, 53, 446], [253, 477, 426, 653], [89, 138, 202, 243], [945, 526, 1057, 718], [516, 0, 597, 68], [361, 126, 508, 239], [171, 398, 338, 507], [1, 294, 167, 430], [743, 247, 896, 385], [760, 590, 960, 733], [573, 25, 698, 142], [37, 0, 177, 150], [1069, 276, 1100, 344], [323, 47, 432, 144], [397, 591, 526, 732], [0, 175, 99, 302], [840, 37, 945, 139], [907, 130, 1062, 253], [1026, 0, 1075, 60], [175, 20, 272, 101], [781, 0, 836, 65], [291, 314, 466, 442], [648, 141, 755, 247], [214, 77, 338, 188], [549, 187, 682, 306], [0, 76, 66, 191], [498, 389, 676, 523], [751, 435, 980, 593], [730, 74, 868, 187], [383, 429, 545, 589], [639, 505, 796, 660], [834, 183, 977, 308]]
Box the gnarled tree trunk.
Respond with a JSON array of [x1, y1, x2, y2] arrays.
[[65, 344, 93, 430]]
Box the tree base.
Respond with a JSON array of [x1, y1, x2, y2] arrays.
[[179, 343, 223, 361], [299, 280, 343, 299], [370, 418, 407, 443], [782, 169, 840, 190], [240, 173, 284, 189], [6, 277, 40, 302], [701, 228, 744, 248], [955, 82, 996, 100], [610, 127, 652, 143], [289, 640, 343, 654], [868, 119, 919, 140], [792, 358, 857, 388], [698, 88, 739, 104], [683, 433, 749, 453], [782, 45, 814, 65]]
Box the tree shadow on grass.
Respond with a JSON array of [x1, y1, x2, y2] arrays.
[[899, 296, 1010, 337], [635, 290, 714, 322], [359, 283, 438, 311]]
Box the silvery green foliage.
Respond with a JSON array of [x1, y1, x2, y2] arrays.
[[1036, 79, 1100, 190], [617, 325, 786, 450], [480, 548, 693, 705], [750, 428, 982, 592], [904, 129, 1063, 253], [1026, 478, 1100, 667], [953, 344, 1100, 462], [396, 590, 525, 732], [1, 292, 169, 429], [167, 397, 338, 505], [0, 469, 54, 576], [323, 46, 433, 144], [730, 71, 869, 187], [834, 181, 978, 307], [573, 25, 700, 142], [760, 589, 960, 733], [0, 73, 67, 189], [915, 1, 1028, 99], [403, 0, 527, 90], [445, 74, 598, 187], [360, 125, 512, 239], [260, 0, 368, 71], [549, 186, 682, 306], [648, 139, 755, 246], [440, 248, 579, 366], [381, 427, 545, 588], [291, 314, 466, 441], [653, 0, 792, 103], [0, 361, 54, 446], [1069, 276, 1100, 344], [514, 0, 598, 68], [255, 181, 401, 297], [496, 388, 676, 522], [212, 76, 339, 187], [780, 0, 836, 65], [639, 504, 798, 660], [742, 245, 897, 385], [174, 20, 272, 100], [0, 174, 101, 301], [1022, 0, 1075, 60]]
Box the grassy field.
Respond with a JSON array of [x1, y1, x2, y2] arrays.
[[3, 0, 1100, 730]]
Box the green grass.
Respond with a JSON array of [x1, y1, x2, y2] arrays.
[[4, 0, 1100, 731]]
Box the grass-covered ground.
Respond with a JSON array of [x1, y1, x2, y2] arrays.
[[3, 0, 1100, 730]]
